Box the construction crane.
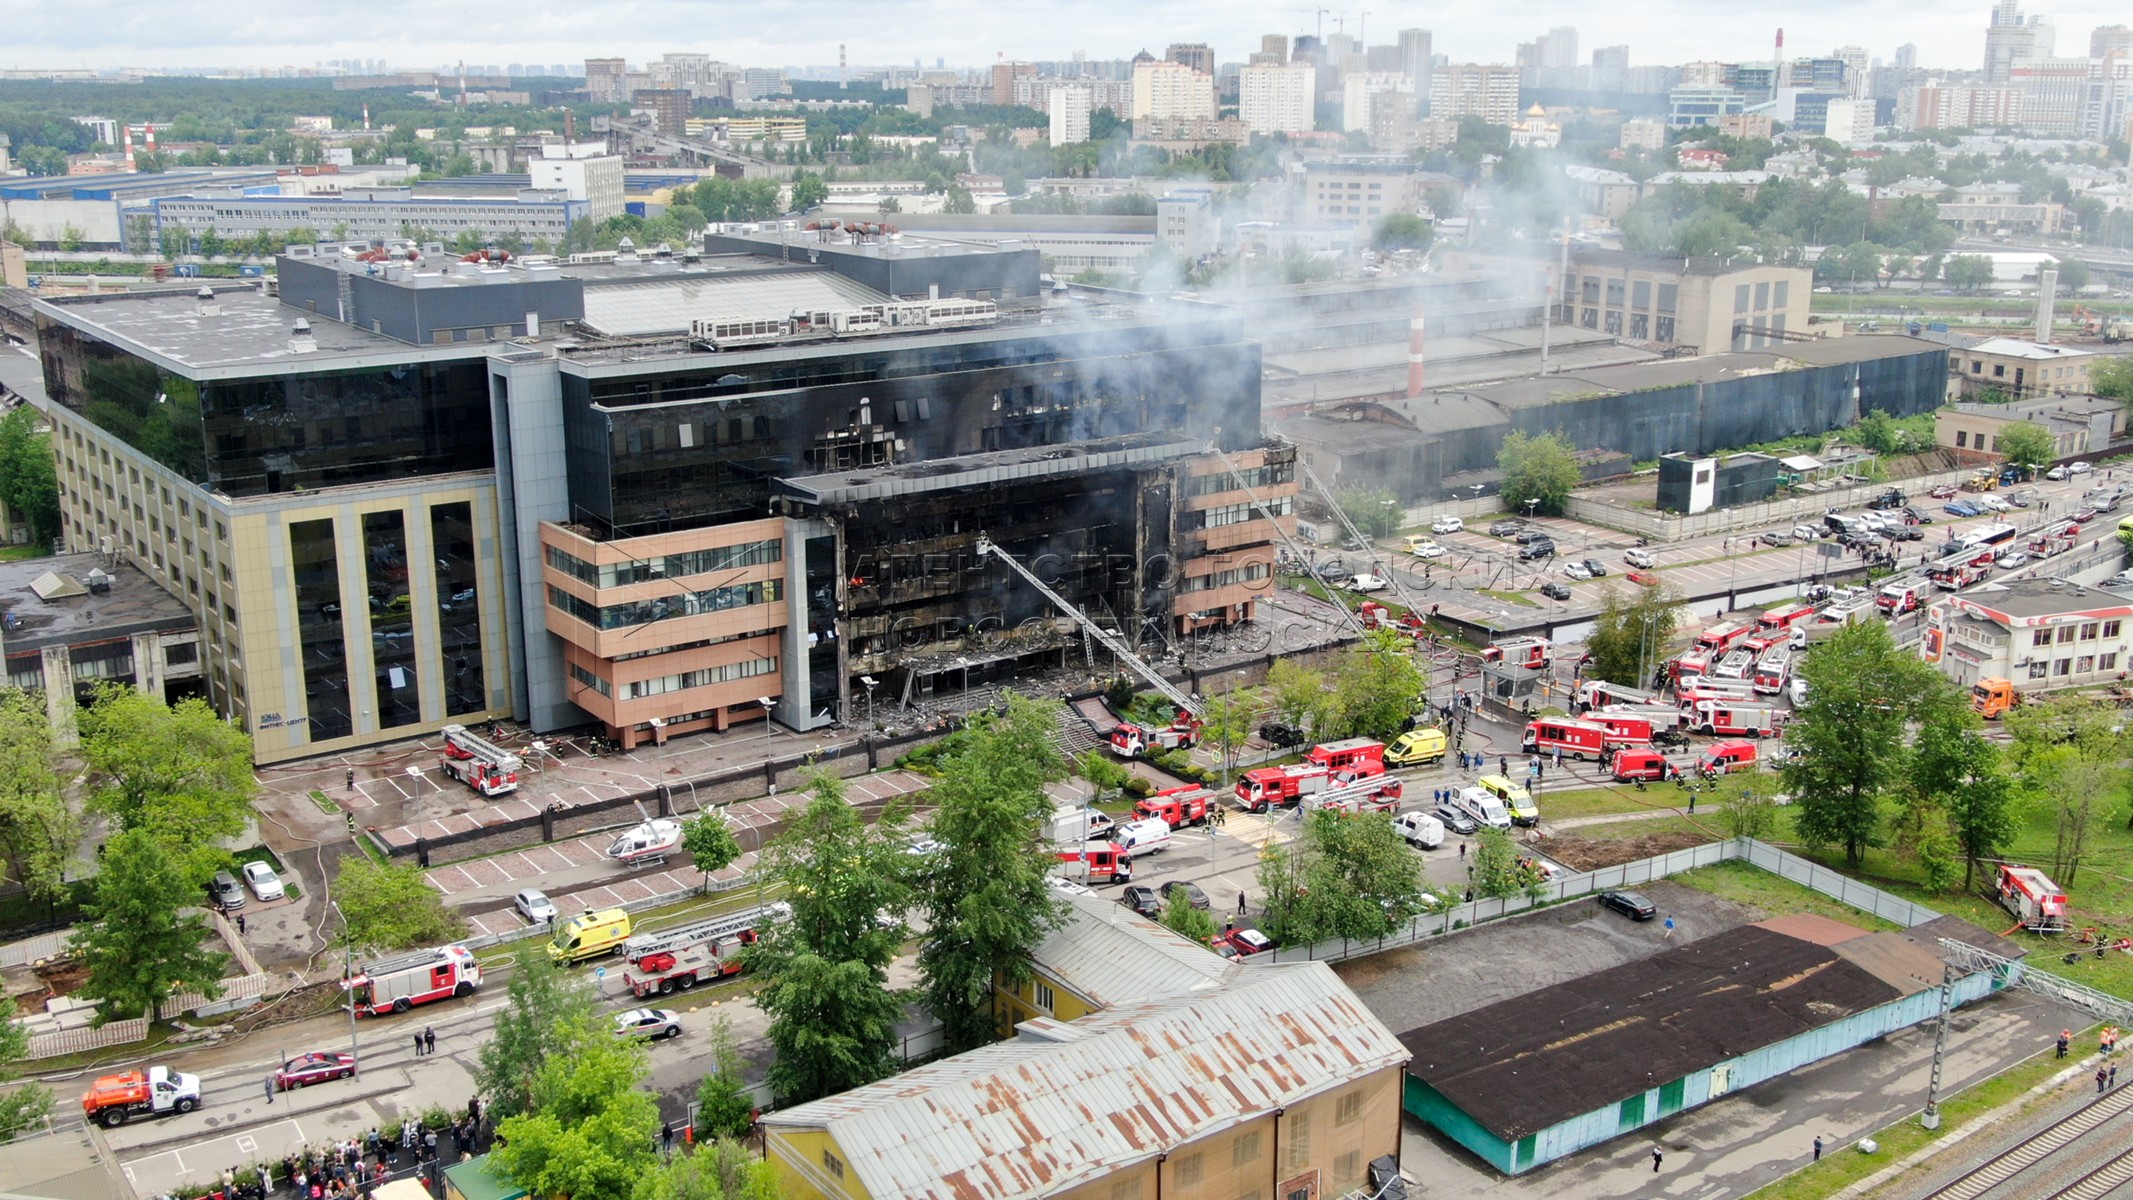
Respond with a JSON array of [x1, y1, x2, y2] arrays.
[[973, 535, 1198, 717], [1920, 937, 2133, 1128]]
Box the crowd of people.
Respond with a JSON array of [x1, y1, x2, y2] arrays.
[[161, 1101, 490, 1200]]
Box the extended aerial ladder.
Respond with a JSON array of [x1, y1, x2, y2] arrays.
[[620, 903, 791, 964], [438, 724, 523, 796], [973, 536, 1199, 718], [1920, 937, 2133, 1128]]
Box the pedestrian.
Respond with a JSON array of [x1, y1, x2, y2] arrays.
[[1553, 746, 1563, 769], [1459, 842, 1466, 860], [424, 1129, 437, 1160], [423, 1026, 436, 1056], [1813, 1136, 1824, 1162], [1663, 916, 1677, 939], [1652, 1147, 1664, 1173], [2059, 1030, 2071, 1059], [413, 1032, 424, 1057], [1688, 793, 1697, 814], [467, 1096, 481, 1123], [661, 1121, 675, 1153], [237, 913, 247, 935], [1500, 756, 1508, 775], [266, 1075, 276, 1104], [2098, 1068, 2109, 1094], [2112, 1065, 2120, 1089]]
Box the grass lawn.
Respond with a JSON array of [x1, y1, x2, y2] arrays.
[[0, 544, 48, 564], [1740, 1028, 2100, 1200], [1478, 589, 1539, 608], [1531, 782, 1681, 822], [1671, 859, 1901, 932], [307, 789, 340, 816]]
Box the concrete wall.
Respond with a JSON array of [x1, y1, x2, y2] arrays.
[[0, 198, 124, 247]]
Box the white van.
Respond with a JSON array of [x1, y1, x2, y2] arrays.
[[1393, 811, 1445, 849], [1453, 786, 1513, 831], [1043, 806, 1114, 845], [1110, 817, 1173, 856]]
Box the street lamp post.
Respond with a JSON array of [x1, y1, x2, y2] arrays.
[[328, 900, 359, 1078], [859, 675, 878, 730]]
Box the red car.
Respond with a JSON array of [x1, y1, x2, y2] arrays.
[[1929, 484, 1958, 499], [275, 1051, 356, 1090], [1627, 570, 1661, 587], [1211, 928, 1277, 959]]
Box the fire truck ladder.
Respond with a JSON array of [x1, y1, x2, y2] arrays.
[[1203, 445, 1373, 643], [1921, 938, 2133, 1130], [1293, 455, 1436, 618], [1302, 777, 1398, 812], [621, 903, 790, 962], [973, 536, 1198, 717], [442, 724, 522, 773]]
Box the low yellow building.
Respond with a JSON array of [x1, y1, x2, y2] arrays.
[[764, 961, 1410, 1200], [1949, 336, 2093, 401], [994, 887, 1239, 1033]]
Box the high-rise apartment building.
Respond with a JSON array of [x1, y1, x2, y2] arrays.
[[1343, 73, 1412, 133], [1590, 46, 1630, 91], [631, 88, 692, 135], [1544, 26, 1579, 70], [1986, 0, 2054, 82], [1904, 84, 2024, 128], [1398, 28, 1434, 96], [584, 58, 626, 103], [992, 61, 1037, 105], [2094, 25, 2133, 58], [1894, 43, 1918, 73], [1258, 34, 1290, 64], [1238, 63, 1317, 135], [2010, 59, 2091, 132], [1049, 85, 1092, 145], [1165, 43, 1215, 76], [1429, 63, 1520, 126], [1832, 46, 1870, 96], [1131, 60, 1215, 121]]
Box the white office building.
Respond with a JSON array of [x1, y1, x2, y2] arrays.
[[1239, 63, 1317, 135], [528, 144, 626, 222], [1131, 60, 1215, 122], [1343, 72, 1413, 133], [1050, 86, 1092, 145]]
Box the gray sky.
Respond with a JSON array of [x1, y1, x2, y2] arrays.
[[7, 0, 2128, 74]]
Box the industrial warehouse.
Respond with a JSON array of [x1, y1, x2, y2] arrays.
[[1397, 913, 2024, 1175]]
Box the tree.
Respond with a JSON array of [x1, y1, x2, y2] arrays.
[[942, 185, 976, 214], [0, 996, 49, 1138], [1305, 810, 1426, 937], [474, 942, 596, 1120], [333, 857, 466, 952], [1584, 584, 1681, 688], [0, 689, 77, 905], [1197, 690, 1257, 787], [693, 1015, 757, 1140], [18, 145, 69, 177], [1497, 430, 1582, 517], [1469, 827, 1523, 899], [1993, 421, 2057, 474], [640, 1141, 784, 1200], [2058, 257, 2089, 292], [2092, 357, 2133, 405], [916, 695, 1067, 1052], [1264, 659, 1331, 734], [1334, 485, 1402, 539], [491, 1016, 660, 1200], [1326, 630, 1430, 742], [682, 810, 743, 891], [1853, 409, 1901, 456], [1161, 887, 1217, 945], [0, 409, 59, 549], [1254, 842, 1313, 944], [77, 687, 255, 873], [877, 196, 902, 215], [1782, 621, 1940, 867], [2006, 695, 2122, 884], [71, 828, 229, 1022], [1944, 254, 1996, 292], [749, 773, 911, 1104], [1371, 213, 1434, 253], [1720, 788, 1780, 841]]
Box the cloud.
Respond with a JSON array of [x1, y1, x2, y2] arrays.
[[5, 0, 2129, 73]]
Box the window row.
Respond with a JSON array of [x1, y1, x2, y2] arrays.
[[620, 655, 778, 698], [546, 538, 781, 588], [548, 579, 783, 630]]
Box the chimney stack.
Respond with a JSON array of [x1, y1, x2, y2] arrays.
[[1406, 309, 1427, 398], [2035, 266, 2058, 344]]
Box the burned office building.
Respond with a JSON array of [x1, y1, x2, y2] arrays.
[[37, 225, 1292, 759]]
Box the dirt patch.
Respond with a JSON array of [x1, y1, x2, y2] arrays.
[[1546, 830, 1714, 871]]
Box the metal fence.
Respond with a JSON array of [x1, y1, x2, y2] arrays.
[[1567, 464, 1979, 544], [1254, 838, 1942, 966], [24, 1017, 148, 1061]]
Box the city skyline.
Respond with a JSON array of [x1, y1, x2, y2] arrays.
[[9, 0, 2133, 76]]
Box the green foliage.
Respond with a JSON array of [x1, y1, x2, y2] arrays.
[[682, 810, 743, 887], [1257, 811, 1424, 943], [2058, 258, 2089, 291], [1197, 691, 1258, 785], [491, 1015, 660, 1200], [1720, 788, 1780, 841], [1469, 827, 1523, 899], [77, 686, 255, 878], [1497, 430, 1582, 517], [0, 411, 58, 545], [916, 695, 1068, 1052], [0, 688, 78, 904], [1944, 254, 1996, 292], [0, 996, 50, 1137], [333, 856, 465, 953], [942, 185, 976, 214], [2092, 357, 2133, 404], [71, 827, 229, 1021], [474, 940, 595, 1120], [2005, 694, 2123, 884], [1076, 750, 1130, 794], [1161, 888, 1217, 945], [1325, 631, 1430, 742], [749, 773, 911, 1104], [1852, 409, 1901, 456], [1992, 421, 2057, 472], [693, 1016, 757, 1141], [1584, 584, 1681, 688], [1334, 485, 1402, 539], [1619, 176, 1953, 261], [1263, 659, 1331, 735], [639, 1141, 784, 1200], [1783, 621, 1942, 867], [1371, 213, 1434, 253]]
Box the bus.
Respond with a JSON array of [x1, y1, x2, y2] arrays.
[[1953, 522, 2019, 554]]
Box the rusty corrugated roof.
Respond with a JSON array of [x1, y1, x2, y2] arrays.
[[763, 962, 1407, 1199], [1753, 913, 1874, 947]]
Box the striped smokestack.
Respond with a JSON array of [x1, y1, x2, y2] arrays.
[[1406, 310, 1427, 398]]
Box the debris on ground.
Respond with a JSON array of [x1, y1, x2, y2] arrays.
[[1546, 830, 1715, 872]]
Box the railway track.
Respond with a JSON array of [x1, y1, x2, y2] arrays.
[[1917, 1084, 2133, 1200], [2045, 1143, 2133, 1200]]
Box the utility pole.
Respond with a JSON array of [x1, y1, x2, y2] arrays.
[[329, 900, 360, 1077]]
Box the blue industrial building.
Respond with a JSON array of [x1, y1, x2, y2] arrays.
[[1400, 914, 2021, 1175]]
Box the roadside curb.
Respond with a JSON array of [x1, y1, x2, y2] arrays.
[[1824, 1052, 2106, 1200], [100, 1068, 411, 1156]]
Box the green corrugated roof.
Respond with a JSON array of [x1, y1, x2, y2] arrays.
[[441, 1155, 525, 1200]]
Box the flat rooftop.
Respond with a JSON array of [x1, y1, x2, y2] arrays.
[[1456, 335, 1946, 411], [774, 431, 1203, 505], [1401, 917, 2006, 1141], [37, 284, 452, 374], [1949, 577, 2133, 622], [0, 553, 194, 655]]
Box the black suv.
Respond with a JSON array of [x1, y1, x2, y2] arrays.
[[1258, 721, 1306, 748], [1488, 518, 1525, 537], [1518, 538, 1556, 561], [1119, 886, 1163, 918], [1539, 582, 1572, 601]]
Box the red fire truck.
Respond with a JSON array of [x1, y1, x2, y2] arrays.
[[1581, 710, 1658, 746], [1520, 717, 1613, 761], [1057, 843, 1133, 885], [1301, 777, 1406, 815], [1305, 738, 1388, 777], [1689, 700, 1781, 737], [344, 944, 482, 1016], [1109, 710, 1202, 758], [1134, 785, 1217, 829], [1482, 637, 1553, 670], [1755, 602, 1819, 635], [1358, 601, 1428, 639], [438, 724, 522, 797], [620, 905, 785, 997], [1696, 621, 1754, 656], [1994, 864, 2069, 933], [1751, 647, 1793, 696]]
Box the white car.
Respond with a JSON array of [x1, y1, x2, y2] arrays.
[[1431, 516, 1464, 534], [514, 888, 557, 925], [1561, 561, 1594, 581], [1995, 551, 2029, 569], [1791, 524, 1823, 541], [1623, 548, 1656, 569], [241, 861, 285, 902], [906, 837, 944, 857], [2070, 461, 2093, 475], [1348, 574, 1390, 593], [2111, 568, 2133, 588], [1410, 541, 1447, 559], [1046, 876, 1094, 898], [1978, 496, 2011, 512], [2047, 465, 2069, 481], [613, 1008, 683, 1040]]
